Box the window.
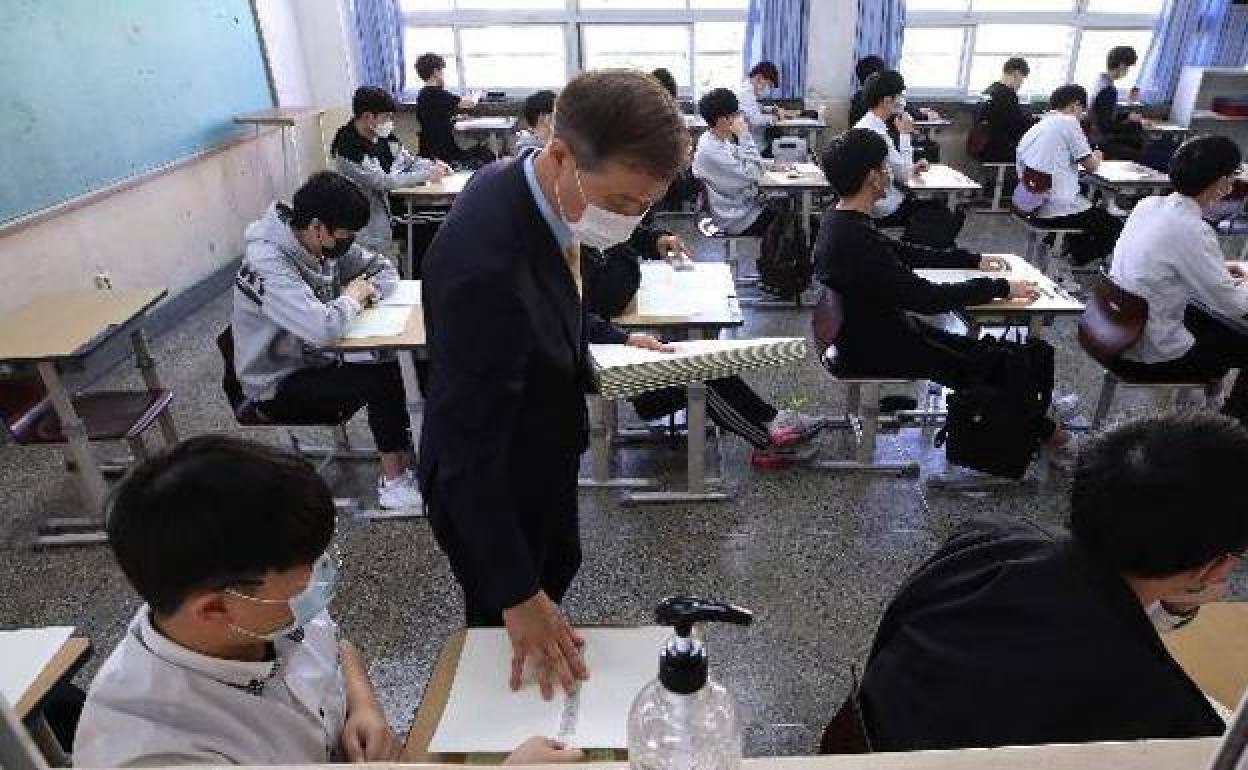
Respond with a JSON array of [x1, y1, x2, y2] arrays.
[[400, 1, 747, 94], [902, 2, 1161, 97]]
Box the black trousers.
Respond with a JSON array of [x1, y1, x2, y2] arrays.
[[257, 362, 413, 453], [1033, 206, 1123, 266], [631, 376, 779, 449], [841, 322, 1056, 439], [1112, 306, 1248, 423], [429, 450, 583, 627], [740, 205, 778, 237]]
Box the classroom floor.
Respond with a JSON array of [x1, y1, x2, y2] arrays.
[[1, 209, 1246, 757]]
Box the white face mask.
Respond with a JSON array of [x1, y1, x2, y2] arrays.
[[556, 164, 647, 251], [894, 96, 908, 114], [374, 119, 395, 139]]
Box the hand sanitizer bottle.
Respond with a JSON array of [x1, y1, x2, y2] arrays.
[[627, 597, 754, 770]]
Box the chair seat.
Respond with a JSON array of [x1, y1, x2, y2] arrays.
[[11, 390, 174, 445], [1104, 364, 1222, 388], [1010, 209, 1083, 233]]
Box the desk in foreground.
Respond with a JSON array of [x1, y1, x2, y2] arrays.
[[1164, 601, 1248, 712]]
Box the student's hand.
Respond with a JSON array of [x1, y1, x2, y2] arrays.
[[656, 234, 692, 261], [730, 114, 750, 138], [921, 108, 942, 121], [341, 706, 400, 762], [429, 162, 452, 182], [504, 737, 585, 765], [345, 277, 377, 307], [895, 112, 915, 135], [1089, 149, 1105, 166], [914, 159, 931, 174], [502, 591, 588, 701], [1161, 579, 1229, 616], [1007, 280, 1040, 301], [1229, 264, 1246, 280], [627, 333, 676, 353], [979, 256, 1009, 272], [1128, 111, 1144, 124]]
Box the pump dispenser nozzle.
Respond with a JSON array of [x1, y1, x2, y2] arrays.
[[653, 597, 752, 695]]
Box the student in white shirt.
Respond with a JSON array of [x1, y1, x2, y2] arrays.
[[74, 436, 582, 768], [1016, 84, 1122, 266], [736, 61, 797, 155], [1108, 135, 1248, 424], [692, 87, 775, 236]]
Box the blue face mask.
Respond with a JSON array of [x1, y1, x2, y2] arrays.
[[228, 547, 340, 641]]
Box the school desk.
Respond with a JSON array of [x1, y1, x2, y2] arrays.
[[903, 164, 983, 213], [775, 117, 828, 154], [1165, 601, 1248, 713], [1083, 160, 1173, 202], [759, 163, 831, 247], [392, 171, 475, 278], [454, 116, 517, 159], [2, 630, 91, 765], [234, 107, 328, 198]]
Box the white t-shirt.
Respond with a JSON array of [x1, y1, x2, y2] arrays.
[[1016, 112, 1093, 219], [855, 110, 913, 218], [74, 608, 348, 767]]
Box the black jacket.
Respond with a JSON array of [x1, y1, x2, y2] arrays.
[[813, 208, 1007, 370], [979, 82, 1031, 162], [582, 224, 667, 320], [416, 85, 464, 164], [859, 519, 1225, 752], [418, 157, 627, 610], [1090, 74, 1144, 148]]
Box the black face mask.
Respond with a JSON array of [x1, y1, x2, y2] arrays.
[[322, 233, 354, 260]]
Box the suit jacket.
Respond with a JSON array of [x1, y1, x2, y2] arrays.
[[418, 157, 627, 610], [859, 519, 1225, 752]]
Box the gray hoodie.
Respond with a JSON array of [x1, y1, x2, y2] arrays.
[[231, 203, 399, 402]]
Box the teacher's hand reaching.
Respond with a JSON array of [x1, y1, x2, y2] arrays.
[[503, 591, 589, 700]]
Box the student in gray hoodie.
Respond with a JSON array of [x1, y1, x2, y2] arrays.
[[232, 171, 420, 510]]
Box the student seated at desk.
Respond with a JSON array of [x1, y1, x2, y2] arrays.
[[581, 226, 830, 469], [975, 57, 1033, 163], [814, 128, 1070, 455], [74, 436, 580, 767], [414, 52, 486, 169], [231, 171, 419, 511], [1090, 45, 1146, 162], [829, 412, 1241, 753], [849, 56, 942, 164], [692, 88, 775, 237], [1109, 136, 1248, 425], [330, 86, 450, 254], [736, 61, 797, 155], [514, 90, 556, 155], [1016, 84, 1122, 266], [651, 67, 679, 99], [853, 71, 962, 241]]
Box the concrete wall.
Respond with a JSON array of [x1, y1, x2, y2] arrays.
[[805, 0, 860, 132]]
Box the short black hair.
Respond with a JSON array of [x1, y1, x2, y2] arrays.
[[749, 61, 780, 88], [352, 86, 397, 118], [523, 89, 556, 129], [416, 52, 446, 81], [1107, 45, 1138, 71], [1004, 57, 1030, 77], [1170, 135, 1244, 197], [108, 436, 337, 615], [553, 69, 689, 180], [287, 171, 370, 232], [698, 87, 739, 127], [821, 128, 890, 197], [1070, 414, 1248, 578], [1048, 84, 1088, 111], [855, 55, 886, 86], [651, 68, 679, 98], [863, 70, 905, 108]]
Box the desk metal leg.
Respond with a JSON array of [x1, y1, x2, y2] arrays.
[[289, 124, 304, 194], [27, 711, 68, 767], [405, 199, 416, 279], [356, 351, 425, 521], [37, 362, 109, 546], [990, 166, 1007, 212], [130, 329, 178, 446], [578, 396, 658, 490]]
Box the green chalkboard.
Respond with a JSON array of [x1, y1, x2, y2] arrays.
[[0, 0, 274, 224]]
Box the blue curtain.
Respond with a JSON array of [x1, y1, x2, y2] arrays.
[[742, 0, 811, 99], [851, 0, 905, 90], [1212, 6, 1248, 69], [353, 0, 406, 95], [1137, 0, 1240, 103]]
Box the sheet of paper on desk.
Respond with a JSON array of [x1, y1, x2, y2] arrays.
[[0, 626, 74, 706], [794, 162, 821, 175], [429, 627, 670, 753], [920, 269, 1000, 284], [342, 307, 409, 339], [377, 280, 422, 307]]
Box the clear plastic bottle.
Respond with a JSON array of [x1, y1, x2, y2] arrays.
[[626, 597, 753, 770]]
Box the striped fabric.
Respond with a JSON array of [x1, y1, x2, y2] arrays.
[[352, 0, 406, 95], [1137, 0, 1246, 104], [742, 0, 811, 99], [850, 0, 906, 91]]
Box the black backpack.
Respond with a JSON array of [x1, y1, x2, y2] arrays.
[[758, 208, 813, 298], [902, 202, 965, 249], [935, 335, 1055, 479]]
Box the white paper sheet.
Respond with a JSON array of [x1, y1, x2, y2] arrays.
[[0, 626, 74, 707], [377, 280, 422, 307], [429, 627, 670, 753], [342, 306, 410, 339]]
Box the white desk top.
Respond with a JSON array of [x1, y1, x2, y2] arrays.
[[914, 118, 953, 128], [1089, 160, 1172, 187], [776, 117, 826, 129], [454, 116, 516, 132], [327, 304, 426, 352], [0, 288, 166, 362], [233, 107, 326, 126], [614, 262, 742, 328], [1145, 122, 1191, 134], [760, 164, 830, 191], [684, 114, 708, 130], [393, 171, 474, 199], [915, 254, 1084, 316], [904, 164, 982, 193]]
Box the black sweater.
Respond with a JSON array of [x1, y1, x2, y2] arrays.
[[979, 82, 1031, 162], [813, 208, 1007, 368]]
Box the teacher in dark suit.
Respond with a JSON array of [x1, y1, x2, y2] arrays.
[[419, 70, 688, 698]]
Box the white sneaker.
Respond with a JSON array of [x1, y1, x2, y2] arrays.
[[378, 470, 422, 510], [769, 409, 833, 446], [1050, 393, 1082, 426]]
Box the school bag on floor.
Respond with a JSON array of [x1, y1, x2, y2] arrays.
[[935, 335, 1055, 479], [758, 208, 813, 299]]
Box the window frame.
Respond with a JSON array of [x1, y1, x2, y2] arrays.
[[902, 0, 1160, 100], [399, 0, 748, 97]]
